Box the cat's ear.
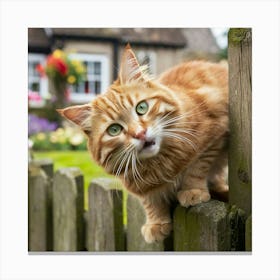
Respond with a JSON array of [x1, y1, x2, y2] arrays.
[[57, 104, 92, 135], [118, 43, 146, 84]]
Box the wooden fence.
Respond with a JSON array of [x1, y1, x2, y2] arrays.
[[28, 28, 252, 252]]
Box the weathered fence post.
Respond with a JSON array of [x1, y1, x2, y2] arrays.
[[28, 165, 49, 251], [126, 194, 172, 251], [86, 178, 125, 251], [173, 200, 232, 251], [245, 215, 252, 251], [31, 159, 54, 250], [228, 28, 252, 216], [53, 168, 85, 251], [32, 158, 54, 178]]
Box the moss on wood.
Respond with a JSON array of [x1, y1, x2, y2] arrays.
[[228, 28, 251, 45], [245, 215, 252, 251]]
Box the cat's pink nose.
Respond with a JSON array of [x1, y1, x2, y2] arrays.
[[134, 129, 147, 140]]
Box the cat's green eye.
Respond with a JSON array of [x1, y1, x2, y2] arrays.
[[107, 123, 123, 136], [136, 101, 149, 115]]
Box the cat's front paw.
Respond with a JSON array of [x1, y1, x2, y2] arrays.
[[177, 189, 210, 208], [141, 222, 172, 243]]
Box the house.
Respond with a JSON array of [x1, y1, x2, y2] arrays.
[[28, 28, 220, 107]]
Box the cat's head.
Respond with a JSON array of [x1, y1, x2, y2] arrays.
[[58, 45, 181, 175]]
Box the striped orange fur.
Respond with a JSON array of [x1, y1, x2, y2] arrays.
[[59, 45, 229, 243]]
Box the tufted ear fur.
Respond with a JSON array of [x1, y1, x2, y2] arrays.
[[57, 104, 92, 135], [118, 43, 147, 84]]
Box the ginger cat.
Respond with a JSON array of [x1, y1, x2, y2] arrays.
[[58, 45, 229, 243]]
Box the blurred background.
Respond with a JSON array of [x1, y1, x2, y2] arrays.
[[28, 28, 228, 204]]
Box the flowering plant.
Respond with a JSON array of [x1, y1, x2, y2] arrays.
[[28, 90, 42, 103], [28, 114, 58, 136], [37, 49, 86, 85], [30, 126, 87, 151]]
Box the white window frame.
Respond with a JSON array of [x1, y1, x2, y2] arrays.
[[68, 53, 109, 103], [136, 50, 157, 76], [28, 53, 48, 107]]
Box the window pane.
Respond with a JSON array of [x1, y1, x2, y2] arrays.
[[30, 82, 40, 92], [73, 82, 85, 93], [88, 81, 95, 93], [79, 82, 85, 93], [142, 56, 151, 66], [72, 84, 78, 92], [83, 61, 88, 74], [28, 63, 34, 76], [95, 81, 101, 94], [94, 62, 101, 75], [29, 62, 39, 77], [87, 62, 94, 75]]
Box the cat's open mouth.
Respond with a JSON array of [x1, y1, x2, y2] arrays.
[[138, 138, 160, 159], [143, 140, 156, 149]]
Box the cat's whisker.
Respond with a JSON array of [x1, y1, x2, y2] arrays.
[[157, 112, 189, 127], [131, 152, 144, 192], [104, 153, 113, 170], [163, 121, 205, 127], [133, 153, 149, 185], [135, 153, 143, 168], [162, 126, 198, 135], [131, 151, 143, 183], [163, 128, 199, 140], [124, 152, 133, 179], [161, 131, 197, 151], [153, 110, 177, 127], [116, 146, 134, 176], [112, 144, 134, 175], [112, 148, 128, 174], [129, 150, 158, 186], [159, 117, 207, 129], [115, 153, 128, 178], [159, 114, 196, 127], [158, 101, 209, 127], [116, 151, 129, 174]]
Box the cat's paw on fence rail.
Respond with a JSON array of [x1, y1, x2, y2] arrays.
[[141, 222, 172, 243], [177, 189, 211, 208]]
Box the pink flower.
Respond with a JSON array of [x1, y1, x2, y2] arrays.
[[28, 90, 42, 102]]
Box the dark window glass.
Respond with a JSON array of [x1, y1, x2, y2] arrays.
[[94, 62, 101, 75], [88, 81, 95, 93], [30, 82, 40, 92], [74, 82, 85, 93], [85, 81, 89, 93], [95, 81, 101, 94]]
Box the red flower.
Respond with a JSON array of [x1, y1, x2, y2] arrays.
[[55, 58, 68, 76], [46, 55, 68, 76], [46, 55, 56, 66], [36, 64, 45, 77]]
